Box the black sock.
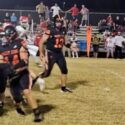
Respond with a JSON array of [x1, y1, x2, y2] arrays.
[[16, 107, 25, 115], [0, 102, 4, 107], [61, 86, 66, 91], [33, 108, 42, 122], [33, 108, 40, 115], [0, 102, 4, 116]]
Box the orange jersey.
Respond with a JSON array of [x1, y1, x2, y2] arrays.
[[0, 39, 27, 65]]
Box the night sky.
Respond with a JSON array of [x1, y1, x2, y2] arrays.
[[0, 0, 124, 12]]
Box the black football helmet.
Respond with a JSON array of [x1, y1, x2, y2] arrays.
[[4, 26, 17, 40]]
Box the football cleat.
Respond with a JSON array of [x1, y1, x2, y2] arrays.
[[16, 107, 26, 115], [36, 78, 45, 91], [61, 87, 72, 93], [0, 102, 4, 116], [34, 110, 43, 122]]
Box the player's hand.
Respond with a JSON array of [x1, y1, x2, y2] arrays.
[[44, 62, 48, 70], [40, 53, 45, 61]]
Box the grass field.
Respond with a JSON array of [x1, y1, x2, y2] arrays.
[[1, 57, 125, 125]]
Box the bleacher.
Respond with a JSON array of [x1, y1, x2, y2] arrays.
[[76, 25, 99, 41], [75, 25, 106, 54]]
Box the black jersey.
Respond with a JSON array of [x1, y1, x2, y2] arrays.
[[0, 39, 26, 66], [45, 27, 66, 53]]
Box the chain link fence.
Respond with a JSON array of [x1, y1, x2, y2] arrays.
[[0, 9, 125, 26]]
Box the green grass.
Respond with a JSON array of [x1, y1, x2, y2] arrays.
[[1, 57, 125, 125]]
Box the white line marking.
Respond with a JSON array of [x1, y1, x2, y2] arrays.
[[103, 68, 125, 81]]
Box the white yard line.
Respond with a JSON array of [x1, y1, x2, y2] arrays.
[[102, 68, 125, 81]]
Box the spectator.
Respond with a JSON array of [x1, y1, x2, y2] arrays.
[[114, 32, 125, 59], [62, 18, 69, 31], [122, 17, 125, 32], [98, 19, 109, 32], [50, 3, 62, 18], [114, 16, 123, 32], [10, 12, 18, 26], [80, 5, 89, 26], [105, 33, 115, 58], [122, 17, 125, 27], [62, 35, 72, 57], [45, 6, 50, 20], [91, 33, 101, 58], [4, 12, 10, 23], [102, 30, 111, 46], [70, 34, 79, 58], [103, 30, 111, 39], [106, 15, 114, 31], [36, 1, 46, 21], [114, 16, 121, 26], [72, 18, 79, 33], [67, 4, 79, 20], [67, 20, 74, 36]]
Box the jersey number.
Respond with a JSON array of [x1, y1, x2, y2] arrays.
[[54, 37, 65, 48], [4, 54, 19, 65]]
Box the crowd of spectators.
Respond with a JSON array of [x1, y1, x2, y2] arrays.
[[98, 15, 125, 33], [1, 1, 125, 58]]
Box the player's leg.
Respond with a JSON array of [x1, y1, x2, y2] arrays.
[[0, 82, 5, 116], [40, 51, 55, 78], [56, 53, 72, 93], [30, 70, 45, 91], [10, 79, 26, 115], [0, 63, 11, 115], [20, 71, 42, 122]]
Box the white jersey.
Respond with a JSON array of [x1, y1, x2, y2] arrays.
[[115, 35, 125, 47], [16, 25, 27, 38], [27, 44, 39, 56], [106, 37, 115, 48]]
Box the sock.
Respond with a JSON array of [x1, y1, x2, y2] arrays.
[[0, 101, 4, 116], [33, 108, 40, 115], [16, 107, 25, 115], [61, 86, 66, 91], [33, 107, 42, 122], [0, 101, 4, 107]]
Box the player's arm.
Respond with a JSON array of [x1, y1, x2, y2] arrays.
[[39, 30, 50, 60], [0, 54, 4, 63], [13, 45, 29, 72]]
